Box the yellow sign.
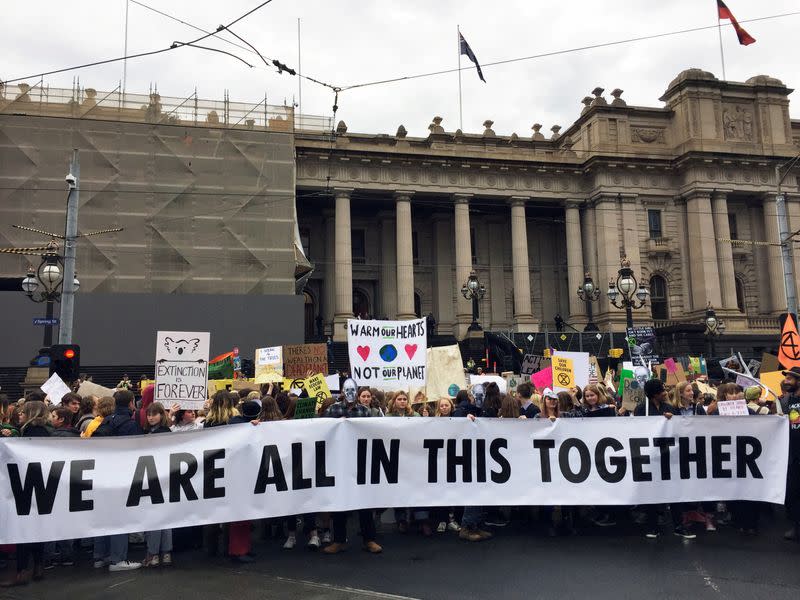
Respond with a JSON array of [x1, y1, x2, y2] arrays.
[[760, 370, 784, 400], [283, 377, 307, 392], [552, 356, 575, 391], [305, 373, 332, 411], [608, 348, 624, 358]]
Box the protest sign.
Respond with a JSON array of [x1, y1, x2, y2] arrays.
[[283, 377, 306, 392], [761, 353, 780, 374], [325, 374, 340, 393], [293, 397, 317, 419], [747, 359, 762, 377], [305, 373, 332, 410], [283, 344, 327, 379], [588, 356, 601, 384], [470, 374, 507, 394], [254, 346, 283, 383], [0, 416, 787, 544], [627, 326, 659, 366], [521, 355, 549, 377], [655, 362, 687, 386], [760, 371, 784, 400], [422, 345, 467, 399], [531, 367, 553, 390], [347, 318, 427, 389], [41, 373, 72, 404], [664, 358, 677, 374], [77, 380, 116, 398], [552, 351, 589, 390], [717, 399, 750, 416], [688, 356, 702, 375], [504, 373, 522, 394], [154, 331, 210, 410], [552, 355, 575, 392], [779, 313, 800, 370]]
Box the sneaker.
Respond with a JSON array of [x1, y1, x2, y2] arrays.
[[108, 560, 142, 572], [146, 554, 160, 568], [161, 553, 172, 566], [459, 529, 484, 542], [93, 559, 109, 569], [705, 518, 717, 532], [437, 521, 447, 533], [674, 526, 697, 540], [322, 543, 347, 554], [447, 520, 461, 532], [645, 530, 660, 539], [307, 533, 321, 550], [363, 541, 382, 554], [283, 535, 296, 550], [321, 530, 332, 544]]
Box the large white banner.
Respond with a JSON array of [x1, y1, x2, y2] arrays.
[[155, 331, 210, 409], [0, 417, 788, 544], [347, 318, 427, 389]]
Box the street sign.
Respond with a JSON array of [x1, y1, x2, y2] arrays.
[[33, 318, 59, 326]]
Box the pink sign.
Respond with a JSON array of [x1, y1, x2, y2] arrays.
[[531, 367, 553, 390], [664, 358, 677, 374]]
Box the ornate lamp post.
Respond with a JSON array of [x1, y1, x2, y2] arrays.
[[606, 257, 649, 329], [576, 271, 601, 331], [703, 303, 726, 358], [461, 270, 486, 332]]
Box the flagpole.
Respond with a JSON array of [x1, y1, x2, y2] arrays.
[[457, 25, 463, 131], [717, 13, 727, 80]]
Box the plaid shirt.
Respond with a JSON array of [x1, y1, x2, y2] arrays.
[[323, 400, 371, 419]]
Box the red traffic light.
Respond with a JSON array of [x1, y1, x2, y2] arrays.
[[64, 349, 75, 359]]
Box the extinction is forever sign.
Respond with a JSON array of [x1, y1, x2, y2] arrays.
[[154, 331, 210, 410], [348, 318, 427, 389]]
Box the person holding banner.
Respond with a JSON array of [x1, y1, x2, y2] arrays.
[[780, 367, 800, 542], [516, 383, 540, 419], [358, 387, 384, 417], [142, 403, 174, 567], [673, 381, 706, 416], [576, 385, 616, 418]]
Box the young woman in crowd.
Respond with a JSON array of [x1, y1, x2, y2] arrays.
[[2, 401, 50, 587], [498, 394, 523, 419], [169, 406, 204, 432], [481, 382, 502, 418], [577, 384, 617, 417], [142, 402, 173, 567], [536, 389, 565, 421], [0, 394, 19, 437], [385, 391, 426, 532], [81, 396, 116, 438], [75, 396, 97, 433], [358, 387, 383, 417], [431, 397, 461, 533], [673, 380, 705, 416]]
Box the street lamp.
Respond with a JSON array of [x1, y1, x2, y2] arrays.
[[704, 302, 726, 358], [607, 257, 649, 329], [576, 271, 601, 331], [461, 270, 486, 332]]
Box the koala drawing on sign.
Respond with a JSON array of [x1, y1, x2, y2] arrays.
[[163, 337, 201, 356]]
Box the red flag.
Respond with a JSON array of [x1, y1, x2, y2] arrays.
[[717, 0, 756, 46]]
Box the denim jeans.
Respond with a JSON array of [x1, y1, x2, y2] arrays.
[[109, 534, 130, 563], [461, 506, 485, 530], [145, 529, 173, 555]]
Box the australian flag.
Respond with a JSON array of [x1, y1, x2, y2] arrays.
[[459, 32, 486, 83]]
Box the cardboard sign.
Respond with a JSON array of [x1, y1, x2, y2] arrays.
[[552, 351, 588, 390], [521, 354, 549, 377], [420, 344, 467, 399], [654, 362, 687, 386], [154, 331, 210, 410], [76, 380, 117, 398], [622, 380, 644, 412], [504, 373, 522, 394], [717, 399, 749, 416], [305, 373, 332, 410], [293, 397, 317, 419], [41, 373, 72, 404], [761, 353, 780, 375], [283, 344, 327, 379], [531, 367, 553, 390], [470, 375, 507, 394], [347, 318, 427, 389], [254, 346, 283, 383], [552, 356, 575, 392]]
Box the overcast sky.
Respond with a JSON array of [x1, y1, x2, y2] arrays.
[[3, 0, 798, 137]]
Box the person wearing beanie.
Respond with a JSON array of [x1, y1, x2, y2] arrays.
[[745, 386, 769, 415]]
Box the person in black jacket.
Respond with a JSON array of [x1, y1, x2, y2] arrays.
[[517, 382, 541, 419], [142, 402, 174, 567], [49, 406, 80, 437], [1, 402, 50, 587], [780, 367, 800, 542]]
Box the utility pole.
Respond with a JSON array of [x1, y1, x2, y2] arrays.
[[59, 150, 79, 344], [776, 154, 800, 315]]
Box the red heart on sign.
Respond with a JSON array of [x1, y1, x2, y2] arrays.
[[356, 346, 370, 361], [405, 344, 418, 359]]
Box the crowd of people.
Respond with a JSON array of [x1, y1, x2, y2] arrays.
[[1, 367, 798, 589]]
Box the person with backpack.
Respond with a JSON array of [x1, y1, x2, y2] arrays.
[[92, 390, 143, 572]]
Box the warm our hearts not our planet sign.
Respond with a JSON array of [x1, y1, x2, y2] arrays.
[[347, 318, 427, 390]]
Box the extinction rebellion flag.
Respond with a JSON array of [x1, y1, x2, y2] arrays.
[[717, 0, 756, 46], [459, 32, 486, 83]]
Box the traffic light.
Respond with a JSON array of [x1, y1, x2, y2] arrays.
[[49, 344, 80, 383]]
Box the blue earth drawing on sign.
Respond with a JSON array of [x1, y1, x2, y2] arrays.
[[379, 344, 398, 362], [448, 384, 460, 397]]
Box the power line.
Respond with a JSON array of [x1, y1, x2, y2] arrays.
[[340, 10, 800, 91]]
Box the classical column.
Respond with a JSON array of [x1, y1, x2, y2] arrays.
[[323, 211, 335, 334], [619, 194, 642, 269], [675, 198, 692, 316], [711, 190, 737, 311], [786, 195, 800, 300], [748, 200, 770, 314], [332, 188, 353, 341], [395, 191, 415, 320], [583, 202, 598, 286], [509, 197, 535, 330], [379, 212, 397, 319], [453, 194, 473, 336], [763, 194, 787, 314], [432, 213, 455, 332], [564, 201, 586, 324], [685, 191, 722, 312], [593, 194, 620, 318]]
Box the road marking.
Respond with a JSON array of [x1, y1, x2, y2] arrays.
[[693, 561, 721, 594], [275, 576, 421, 599], [107, 577, 136, 590]]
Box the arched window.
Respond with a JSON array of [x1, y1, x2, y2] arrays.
[[735, 277, 746, 313], [353, 288, 370, 319], [649, 275, 669, 321]]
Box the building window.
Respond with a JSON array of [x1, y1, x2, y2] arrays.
[[647, 210, 663, 239], [299, 227, 311, 259], [735, 277, 746, 313], [352, 230, 366, 264], [728, 214, 738, 240], [0, 277, 23, 292], [649, 275, 669, 320], [412, 231, 419, 266], [470, 227, 477, 265]]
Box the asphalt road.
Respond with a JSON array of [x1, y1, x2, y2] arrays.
[[3, 509, 800, 600]]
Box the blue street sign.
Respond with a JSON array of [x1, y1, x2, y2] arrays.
[[33, 318, 60, 326]]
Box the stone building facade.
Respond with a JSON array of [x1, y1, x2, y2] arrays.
[[296, 69, 800, 341]]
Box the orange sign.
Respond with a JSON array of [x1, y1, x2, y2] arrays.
[[778, 313, 800, 369]]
